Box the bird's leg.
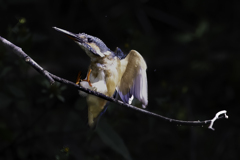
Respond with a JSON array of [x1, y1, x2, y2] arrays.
[[82, 69, 92, 87], [76, 71, 82, 85]]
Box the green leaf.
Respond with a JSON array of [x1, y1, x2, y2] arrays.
[[97, 119, 132, 160]]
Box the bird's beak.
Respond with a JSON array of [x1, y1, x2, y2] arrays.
[[53, 27, 83, 43], [53, 26, 105, 57]]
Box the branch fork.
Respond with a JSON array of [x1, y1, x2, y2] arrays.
[[208, 110, 228, 130]]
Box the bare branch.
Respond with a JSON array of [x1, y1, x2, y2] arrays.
[[208, 110, 228, 130], [0, 36, 55, 84], [0, 36, 228, 129]]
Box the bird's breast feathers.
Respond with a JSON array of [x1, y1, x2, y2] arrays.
[[91, 58, 121, 96], [90, 69, 108, 94], [78, 67, 108, 97], [79, 59, 118, 95]]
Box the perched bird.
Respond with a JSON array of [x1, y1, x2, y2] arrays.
[[53, 27, 148, 127]]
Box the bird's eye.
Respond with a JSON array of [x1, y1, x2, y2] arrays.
[[87, 38, 93, 43]]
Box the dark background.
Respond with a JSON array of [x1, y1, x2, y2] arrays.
[[0, 0, 239, 160]]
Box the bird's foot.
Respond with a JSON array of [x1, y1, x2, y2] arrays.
[[81, 69, 92, 87], [76, 71, 82, 85]]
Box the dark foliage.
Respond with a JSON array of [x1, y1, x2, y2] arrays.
[[0, 0, 239, 159]]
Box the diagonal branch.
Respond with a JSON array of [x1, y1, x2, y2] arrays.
[[0, 36, 228, 130], [0, 36, 55, 84]]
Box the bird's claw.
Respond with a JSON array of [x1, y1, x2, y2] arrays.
[[76, 71, 82, 85], [76, 69, 92, 87]]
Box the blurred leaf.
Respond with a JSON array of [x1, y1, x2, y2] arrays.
[[175, 20, 209, 43], [175, 32, 193, 43], [41, 79, 51, 88], [57, 95, 65, 102], [97, 119, 132, 160], [19, 17, 26, 24], [195, 20, 209, 38], [60, 85, 67, 91], [61, 146, 70, 154], [7, 85, 25, 98]]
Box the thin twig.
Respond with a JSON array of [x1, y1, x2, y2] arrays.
[[0, 36, 228, 130]]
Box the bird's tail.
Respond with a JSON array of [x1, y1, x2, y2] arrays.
[[87, 95, 107, 128]]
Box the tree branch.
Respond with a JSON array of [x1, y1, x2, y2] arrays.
[[0, 36, 228, 130]]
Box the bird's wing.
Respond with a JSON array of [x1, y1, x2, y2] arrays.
[[117, 50, 148, 108]]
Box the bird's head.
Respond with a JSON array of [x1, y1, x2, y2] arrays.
[[53, 27, 113, 60]]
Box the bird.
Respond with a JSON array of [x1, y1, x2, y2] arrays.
[[53, 27, 148, 128]]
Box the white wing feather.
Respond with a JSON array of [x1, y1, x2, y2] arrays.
[[117, 50, 148, 108]]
